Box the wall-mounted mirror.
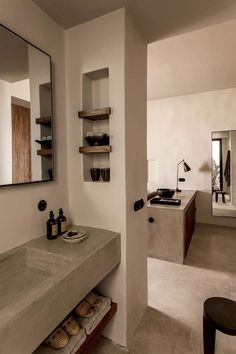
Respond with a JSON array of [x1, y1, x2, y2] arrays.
[[0, 24, 53, 187], [211, 130, 236, 217]]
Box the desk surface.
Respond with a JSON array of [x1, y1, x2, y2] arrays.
[[148, 190, 197, 212]]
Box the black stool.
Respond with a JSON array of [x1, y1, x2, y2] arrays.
[[215, 191, 226, 203], [203, 297, 236, 354]]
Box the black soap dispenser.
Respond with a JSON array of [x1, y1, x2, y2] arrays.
[[47, 211, 58, 240], [57, 208, 67, 235]]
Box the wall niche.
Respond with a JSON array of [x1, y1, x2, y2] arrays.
[[79, 68, 111, 182]]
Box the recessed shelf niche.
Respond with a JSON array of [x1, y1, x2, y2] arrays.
[[80, 68, 110, 182]]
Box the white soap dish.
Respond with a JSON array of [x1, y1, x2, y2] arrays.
[[61, 230, 87, 243]]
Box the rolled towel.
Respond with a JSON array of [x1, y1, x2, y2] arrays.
[[77, 304, 111, 335], [71, 333, 87, 354], [34, 328, 86, 354], [86, 305, 111, 335]]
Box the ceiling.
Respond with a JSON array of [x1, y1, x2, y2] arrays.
[[147, 20, 236, 100], [33, 0, 236, 42], [32, 0, 236, 99], [0, 26, 29, 83]]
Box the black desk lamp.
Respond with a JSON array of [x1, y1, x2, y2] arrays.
[[176, 159, 191, 192]]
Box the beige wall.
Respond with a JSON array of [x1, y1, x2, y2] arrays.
[[66, 9, 147, 345], [125, 11, 147, 342], [148, 88, 236, 227], [0, 0, 68, 253], [66, 9, 127, 345]]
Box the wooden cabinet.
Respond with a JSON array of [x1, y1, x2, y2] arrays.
[[184, 199, 196, 258]]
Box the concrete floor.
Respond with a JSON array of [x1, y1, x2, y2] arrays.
[[90, 223, 236, 354]]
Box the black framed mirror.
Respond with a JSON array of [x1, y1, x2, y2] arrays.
[[211, 130, 236, 217], [0, 24, 53, 187]]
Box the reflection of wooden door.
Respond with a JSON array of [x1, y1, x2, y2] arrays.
[[11, 104, 31, 183]]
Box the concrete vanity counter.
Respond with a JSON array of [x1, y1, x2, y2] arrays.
[[0, 226, 121, 354], [148, 190, 197, 264]]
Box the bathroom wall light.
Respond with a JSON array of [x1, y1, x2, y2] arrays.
[[176, 159, 191, 192]]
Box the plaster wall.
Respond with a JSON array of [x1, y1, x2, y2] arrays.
[[0, 79, 12, 184], [0, 0, 68, 253], [66, 9, 127, 345], [66, 9, 148, 345], [10, 79, 30, 101], [147, 88, 236, 227], [125, 11, 147, 342]]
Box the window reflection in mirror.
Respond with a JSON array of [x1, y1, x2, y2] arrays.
[[211, 130, 236, 217], [0, 24, 53, 187]]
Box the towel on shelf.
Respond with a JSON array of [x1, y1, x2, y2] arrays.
[[34, 328, 86, 354], [77, 296, 111, 335], [71, 333, 86, 354]]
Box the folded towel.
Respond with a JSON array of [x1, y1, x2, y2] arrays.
[[34, 328, 86, 354], [86, 305, 111, 335], [77, 304, 111, 335], [71, 333, 86, 354]]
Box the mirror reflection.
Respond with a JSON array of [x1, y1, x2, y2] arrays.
[[211, 130, 236, 217], [0, 25, 53, 187]]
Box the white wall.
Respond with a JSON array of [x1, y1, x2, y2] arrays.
[[66, 9, 147, 346], [0, 79, 12, 184], [28, 45, 50, 181], [125, 11, 147, 342], [11, 78, 30, 101], [66, 9, 127, 345], [148, 88, 236, 227], [0, 0, 68, 253]]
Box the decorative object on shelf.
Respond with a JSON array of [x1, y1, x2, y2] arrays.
[[90, 168, 100, 181], [85, 132, 109, 146], [78, 107, 111, 120], [101, 168, 110, 181], [176, 159, 191, 192], [35, 138, 52, 149], [157, 188, 175, 198]]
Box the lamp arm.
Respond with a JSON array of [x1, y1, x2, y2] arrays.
[[176, 159, 184, 192]]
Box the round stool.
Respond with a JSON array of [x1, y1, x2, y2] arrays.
[[203, 297, 236, 354]]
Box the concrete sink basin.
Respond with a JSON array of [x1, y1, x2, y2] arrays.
[[0, 247, 69, 312]]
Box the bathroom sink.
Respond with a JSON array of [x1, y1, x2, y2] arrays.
[[0, 247, 69, 312]]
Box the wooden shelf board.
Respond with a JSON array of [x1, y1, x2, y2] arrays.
[[36, 117, 52, 125], [37, 149, 52, 156], [78, 107, 111, 120], [76, 302, 117, 354], [79, 146, 112, 154]]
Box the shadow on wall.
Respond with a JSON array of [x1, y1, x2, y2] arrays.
[[199, 162, 211, 173]]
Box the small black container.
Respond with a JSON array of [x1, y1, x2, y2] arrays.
[[47, 211, 57, 240], [56, 208, 67, 235], [90, 168, 100, 181], [157, 188, 175, 198], [101, 168, 110, 182], [85, 134, 109, 146]]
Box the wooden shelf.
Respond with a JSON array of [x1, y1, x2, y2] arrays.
[[78, 107, 111, 120], [37, 149, 52, 156], [36, 117, 51, 125], [76, 302, 117, 354], [79, 146, 112, 154]]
